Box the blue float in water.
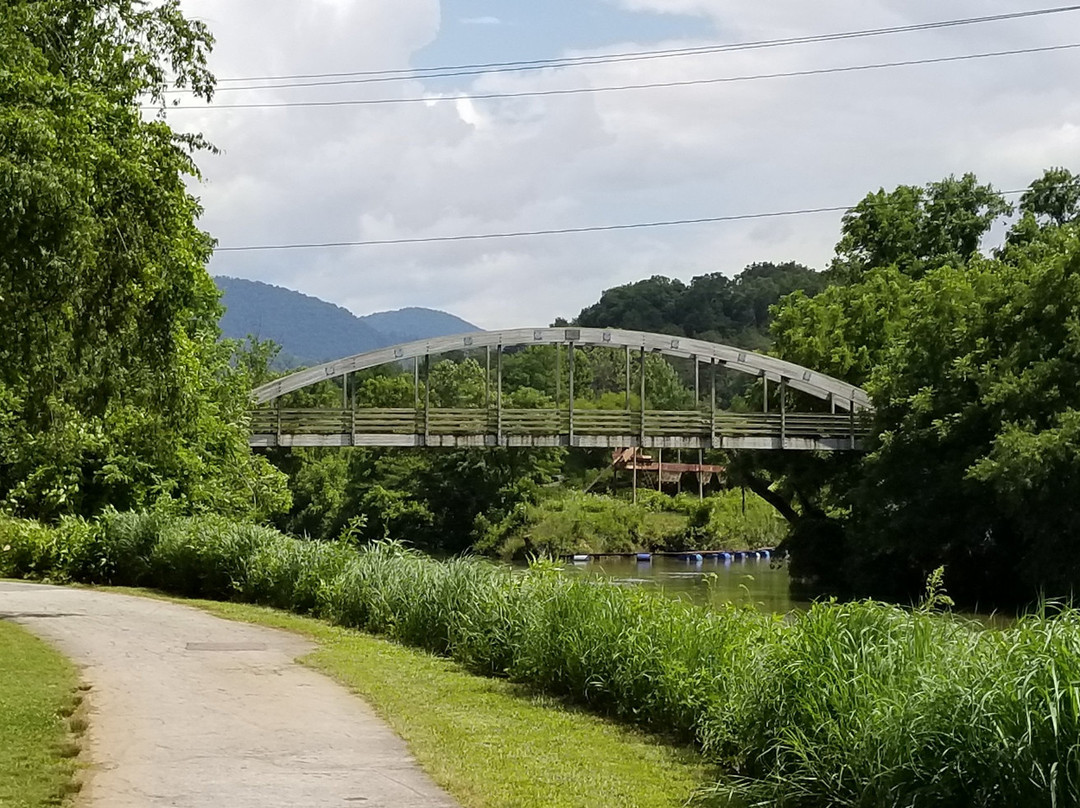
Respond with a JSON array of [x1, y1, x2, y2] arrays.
[[692, 553, 703, 563], [572, 554, 589, 563], [636, 553, 652, 562], [761, 549, 771, 559]]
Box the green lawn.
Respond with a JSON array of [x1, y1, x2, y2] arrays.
[[188, 598, 717, 808], [0, 620, 81, 807]]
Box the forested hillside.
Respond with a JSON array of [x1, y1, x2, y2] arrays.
[[217, 277, 477, 367]]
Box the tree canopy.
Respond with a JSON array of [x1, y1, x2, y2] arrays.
[[764, 168, 1080, 605], [0, 0, 288, 519], [575, 261, 825, 350], [828, 173, 1012, 284]]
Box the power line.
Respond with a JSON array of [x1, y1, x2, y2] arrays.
[[207, 4, 1080, 90], [214, 191, 1029, 253], [162, 43, 1080, 111]]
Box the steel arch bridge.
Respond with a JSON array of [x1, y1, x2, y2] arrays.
[[249, 327, 872, 452]]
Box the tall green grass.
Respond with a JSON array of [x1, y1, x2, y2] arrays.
[[3, 511, 1079, 807]]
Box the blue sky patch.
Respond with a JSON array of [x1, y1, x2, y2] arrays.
[[414, 0, 716, 76]]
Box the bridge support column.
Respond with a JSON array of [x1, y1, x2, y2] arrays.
[[496, 344, 503, 446], [780, 377, 788, 449], [639, 346, 646, 448], [763, 374, 769, 413], [555, 343, 561, 418], [568, 341, 575, 446], [710, 358, 717, 449], [423, 354, 430, 446]]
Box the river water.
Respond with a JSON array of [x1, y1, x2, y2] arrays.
[[558, 554, 801, 613]]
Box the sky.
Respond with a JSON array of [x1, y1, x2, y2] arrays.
[[172, 0, 1080, 329]]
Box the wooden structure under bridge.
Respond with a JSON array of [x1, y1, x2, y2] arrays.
[[607, 447, 726, 501], [248, 327, 872, 452]]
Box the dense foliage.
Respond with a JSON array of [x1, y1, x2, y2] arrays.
[[765, 169, 1080, 604], [575, 261, 826, 350], [7, 511, 1080, 808], [0, 1, 288, 519]]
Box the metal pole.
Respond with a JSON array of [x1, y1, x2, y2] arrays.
[[780, 377, 787, 449], [710, 358, 717, 449], [414, 356, 420, 411], [698, 448, 704, 499], [625, 345, 631, 411], [694, 356, 699, 407], [555, 343, 561, 413], [633, 450, 638, 504], [342, 372, 348, 409], [657, 447, 663, 492], [763, 374, 769, 414], [497, 344, 503, 445], [639, 347, 646, 448], [351, 375, 356, 447], [423, 354, 430, 445], [485, 345, 491, 410], [568, 341, 575, 446]]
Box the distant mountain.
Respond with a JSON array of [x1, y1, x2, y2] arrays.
[[215, 277, 477, 368]]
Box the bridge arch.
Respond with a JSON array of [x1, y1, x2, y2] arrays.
[[252, 327, 871, 412]]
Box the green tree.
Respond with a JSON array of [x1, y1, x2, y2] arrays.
[[766, 170, 1080, 605], [429, 358, 486, 408], [1019, 167, 1080, 226], [0, 0, 288, 519], [829, 173, 1012, 284]]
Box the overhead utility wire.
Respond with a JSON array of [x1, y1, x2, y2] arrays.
[[215, 190, 1029, 253], [165, 43, 1080, 111], [210, 4, 1080, 88]]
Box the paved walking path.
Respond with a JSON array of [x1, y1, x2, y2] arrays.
[[0, 581, 459, 808]]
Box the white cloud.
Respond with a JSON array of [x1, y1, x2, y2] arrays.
[[176, 0, 1080, 330]]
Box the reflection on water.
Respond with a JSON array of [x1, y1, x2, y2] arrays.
[[558, 554, 803, 613]]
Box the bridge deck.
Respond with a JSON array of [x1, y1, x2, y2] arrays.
[[249, 408, 868, 451]]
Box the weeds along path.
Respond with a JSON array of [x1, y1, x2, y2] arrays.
[[0, 581, 459, 808]]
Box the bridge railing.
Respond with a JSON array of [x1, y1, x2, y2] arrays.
[[249, 408, 869, 440]]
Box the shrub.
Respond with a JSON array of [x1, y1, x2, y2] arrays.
[[7, 512, 1080, 807]]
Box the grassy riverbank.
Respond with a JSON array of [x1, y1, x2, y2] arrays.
[[4, 511, 1080, 806], [0, 620, 82, 807], [476, 489, 786, 558]]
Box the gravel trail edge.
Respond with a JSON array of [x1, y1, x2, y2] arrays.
[[0, 580, 459, 808]]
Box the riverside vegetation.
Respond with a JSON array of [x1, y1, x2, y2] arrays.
[[475, 489, 786, 559], [5, 511, 1080, 808]]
